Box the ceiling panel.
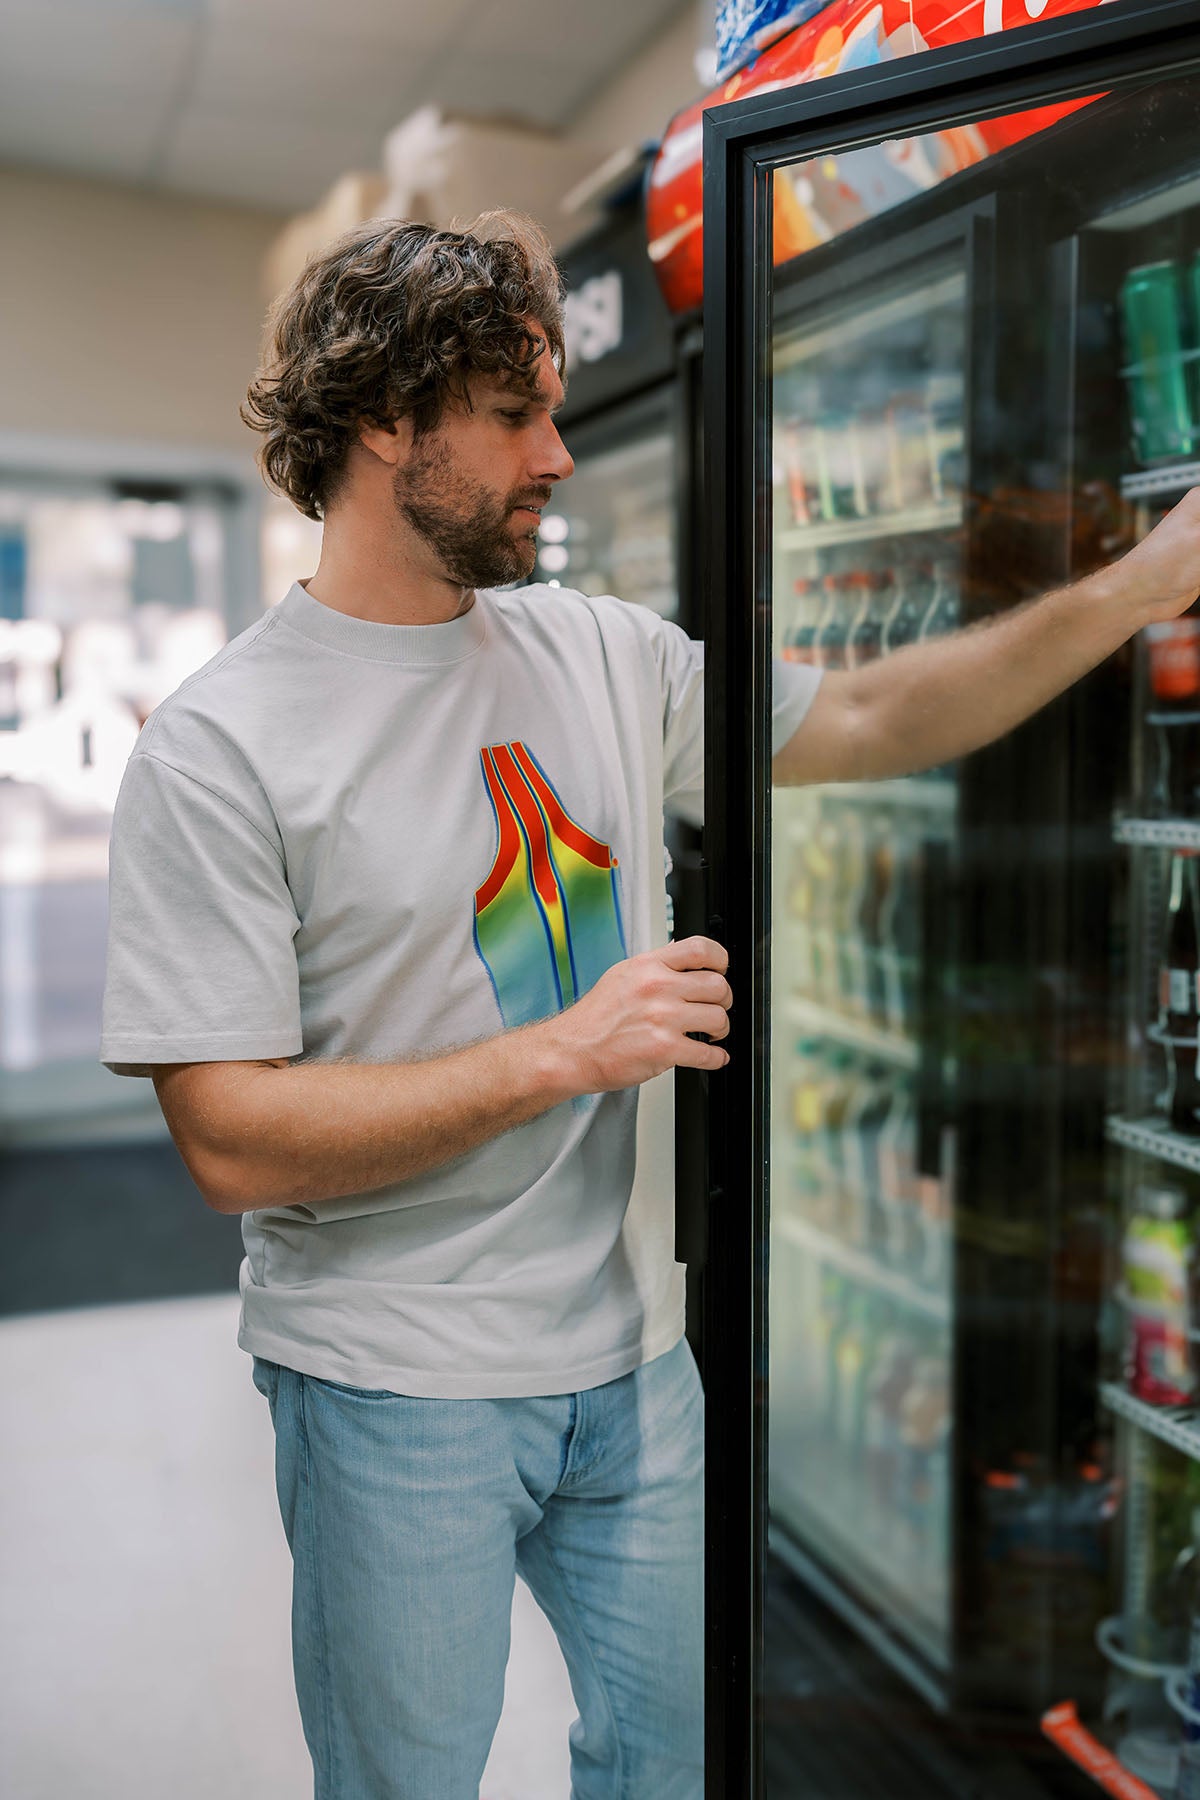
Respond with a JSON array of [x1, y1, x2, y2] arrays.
[[0, 79, 167, 181], [0, 0, 696, 212], [0, 1, 198, 90], [155, 106, 393, 210]]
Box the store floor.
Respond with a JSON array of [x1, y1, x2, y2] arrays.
[[0, 1292, 576, 1800]]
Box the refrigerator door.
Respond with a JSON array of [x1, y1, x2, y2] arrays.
[[700, 10, 1200, 1798]]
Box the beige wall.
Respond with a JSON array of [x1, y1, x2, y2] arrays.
[[0, 168, 285, 459], [568, 3, 704, 153]]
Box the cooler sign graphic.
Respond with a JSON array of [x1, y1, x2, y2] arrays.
[[473, 741, 627, 1027]]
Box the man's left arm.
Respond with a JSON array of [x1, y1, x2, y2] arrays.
[[774, 488, 1200, 787]]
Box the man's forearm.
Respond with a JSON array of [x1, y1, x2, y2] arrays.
[[844, 563, 1148, 780], [168, 1022, 581, 1214]]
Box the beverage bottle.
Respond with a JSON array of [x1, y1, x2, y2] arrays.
[[1177, 1526, 1200, 1799], [831, 1292, 873, 1498], [857, 810, 893, 1027], [842, 1063, 892, 1254], [817, 1050, 857, 1235], [1145, 607, 1200, 820], [1123, 1184, 1195, 1407], [833, 811, 870, 1016], [813, 572, 849, 671], [782, 576, 822, 665], [780, 422, 812, 527], [879, 823, 922, 1036], [846, 571, 888, 671], [1120, 261, 1195, 465], [1157, 850, 1200, 1135], [808, 816, 839, 1005], [863, 1327, 916, 1536], [881, 557, 925, 657], [919, 554, 959, 641], [787, 1037, 825, 1222]]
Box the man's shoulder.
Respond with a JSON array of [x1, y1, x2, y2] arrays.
[[134, 607, 287, 780], [489, 583, 674, 657]]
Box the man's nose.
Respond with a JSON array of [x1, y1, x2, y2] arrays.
[[536, 421, 574, 484]]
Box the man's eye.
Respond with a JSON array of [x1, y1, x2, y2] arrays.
[[500, 410, 528, 424]]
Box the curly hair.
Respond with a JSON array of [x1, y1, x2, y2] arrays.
[[242, 211, 566, 521]]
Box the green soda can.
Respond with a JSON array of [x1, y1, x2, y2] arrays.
[[1120, 260, 1194, 464]]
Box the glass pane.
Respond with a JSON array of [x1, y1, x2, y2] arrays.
[[762, 66, 1200, 1796]]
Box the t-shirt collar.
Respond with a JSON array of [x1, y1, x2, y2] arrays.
[[275, 581, 489, 665]]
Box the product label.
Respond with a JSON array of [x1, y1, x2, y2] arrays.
[[1148, 619, 1200, 702], [1169, 968, 1196, 1016]]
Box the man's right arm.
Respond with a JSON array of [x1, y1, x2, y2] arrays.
[[153, 936, 732, 1214]]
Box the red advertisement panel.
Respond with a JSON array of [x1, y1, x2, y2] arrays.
[[647, 0, 1104, 315]]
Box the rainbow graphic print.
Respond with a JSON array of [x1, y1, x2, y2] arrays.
[[473, 742, 626, 1027]]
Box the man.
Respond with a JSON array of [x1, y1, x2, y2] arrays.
[[101, 211, 1200, 1800]]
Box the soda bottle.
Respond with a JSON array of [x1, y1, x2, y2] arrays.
[[1120, 261, 1195, 465], [1157, 851, 1200, 1136], [1145, 608, 1200, 820], [881, 557, 925, 657], [813, 572, 849, 671], [857, 810, 894, 1028], [1177, 1538, 1200, 1799], [845, 571, 887, 670], [1123, 1184, 1195, 1407], [783, 576, 822, 665], [919, 554, 960, 641], [833, 810, 870, 1016]]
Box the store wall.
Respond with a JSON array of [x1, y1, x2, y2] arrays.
[[567, 2, 706, 155], [0, 167, 285, 458]]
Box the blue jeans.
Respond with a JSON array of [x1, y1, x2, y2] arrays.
[[251, 1337, 704, 1800]]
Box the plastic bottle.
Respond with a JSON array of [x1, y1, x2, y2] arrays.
[[1157, 851, 1200, 1136], [1123, 1184, 1195, 1407]]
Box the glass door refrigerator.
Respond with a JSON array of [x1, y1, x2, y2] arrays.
[[699, 6, 1200, 1797]]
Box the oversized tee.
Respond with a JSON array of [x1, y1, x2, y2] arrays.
[[101, 581, 821, 1397]]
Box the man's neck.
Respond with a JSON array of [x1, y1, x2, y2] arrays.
[[304, 516, 474, 627]]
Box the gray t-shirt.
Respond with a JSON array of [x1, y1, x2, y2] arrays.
[[101, 581, 821, 1397]]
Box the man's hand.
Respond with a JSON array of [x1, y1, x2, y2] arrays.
[[547, 935, 732, 1091], [1109, 485, 1200, 624]]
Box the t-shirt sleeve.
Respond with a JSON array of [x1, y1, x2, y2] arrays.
[[649, 615, 824, 826], [100, 751, 304, 1077]]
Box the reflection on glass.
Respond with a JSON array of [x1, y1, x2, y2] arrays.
[[763, 64, 1200, 1799], [533, 426, 677, 619]]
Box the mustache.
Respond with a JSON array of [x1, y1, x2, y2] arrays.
[[509, 490, 553, 510]]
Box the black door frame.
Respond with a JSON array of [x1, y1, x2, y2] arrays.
[[699, 5, 1200, 1794]]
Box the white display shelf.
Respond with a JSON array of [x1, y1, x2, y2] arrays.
[[786, 997, 921, 1070], [775, 1213, 951, 1323], [1100, 1381, 1200, 1463], [1114, 817, 1200, 851], [826, 776, 957, 813], [1120, 461, 1200, 502], [776, 499, 961, 553], [1106, 1113, 1200, 1175]]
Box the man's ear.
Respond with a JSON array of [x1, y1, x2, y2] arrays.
[[358, 417, 411, 467]]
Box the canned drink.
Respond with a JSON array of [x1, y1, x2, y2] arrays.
[[1120, 261, 1195, 465]]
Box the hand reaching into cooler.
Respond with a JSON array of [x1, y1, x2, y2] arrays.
[[1116, 485, 1200, 622], [548, 936, 733, 1091]]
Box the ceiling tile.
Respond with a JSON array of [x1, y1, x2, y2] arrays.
[[0, 80, 165, 180], [155, 106, 391, 211], [185, 22, 431, 117], [427, 50, 598, 132], [205, 0, 477, 50], [465, 0, 689, 71], [0, 1, 198, 91]]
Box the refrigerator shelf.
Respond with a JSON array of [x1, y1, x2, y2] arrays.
[[776, 1213, 951, 1321], [1120, 460, 1200, 502], [1099, 1381, 1200, 1464], [823, 776, 958, 814], [1106, 1112, 1200, 1174], [786, 997, 921, 1069], [1113, 817, 1200, 850], [776, 500, 962, 553]]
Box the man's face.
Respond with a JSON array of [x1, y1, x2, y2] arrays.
[[392, 324, 573, 589]]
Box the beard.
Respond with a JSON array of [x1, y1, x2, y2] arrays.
[[393, 433, 543, 589]]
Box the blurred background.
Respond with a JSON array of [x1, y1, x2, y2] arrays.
[[0, 4, 718, 1793]]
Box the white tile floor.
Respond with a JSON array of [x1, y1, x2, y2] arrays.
[[0, 1293, 576, 1799]]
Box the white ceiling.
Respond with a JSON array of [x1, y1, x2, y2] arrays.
[[0, 0, 693, 214]]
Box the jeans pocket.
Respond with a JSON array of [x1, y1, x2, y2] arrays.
[[251, 1356, 280, 1407]]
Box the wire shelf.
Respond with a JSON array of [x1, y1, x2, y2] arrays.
[[1100, 1381, 1200, 1463], [1106, 1113, 1200, 1174]]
